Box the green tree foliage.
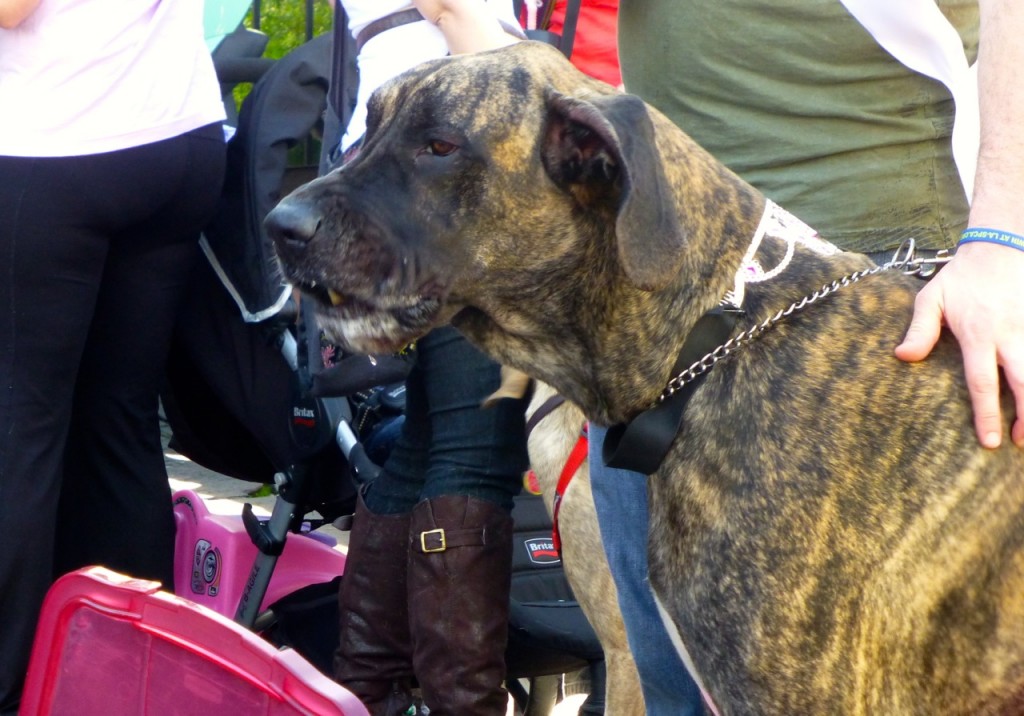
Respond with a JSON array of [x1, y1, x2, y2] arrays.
[[231, 0, 335, 168], [251, 0, 334, 60]]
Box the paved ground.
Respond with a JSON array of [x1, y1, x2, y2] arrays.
[[161, 413, 350, 547], [162, 417, 296, 516]]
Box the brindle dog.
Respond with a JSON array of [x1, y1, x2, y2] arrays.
[[266, 42, 1024, 715], [524, 380, 644, 715]]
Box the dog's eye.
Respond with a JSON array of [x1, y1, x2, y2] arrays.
[[425, 139, 458, 157]]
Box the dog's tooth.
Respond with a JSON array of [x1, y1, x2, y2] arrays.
[[328, 289, 345, 306]]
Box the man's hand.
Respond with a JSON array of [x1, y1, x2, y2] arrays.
[[900, 0, 1024, 449], [896, 241, 1024, 448], [413, 0, 518, 55]]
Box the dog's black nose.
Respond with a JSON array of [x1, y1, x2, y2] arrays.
[[264, 200, 323, 250]]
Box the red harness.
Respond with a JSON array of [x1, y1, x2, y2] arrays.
[[550, 424, 588, 553], [524, 392, 590, 555]]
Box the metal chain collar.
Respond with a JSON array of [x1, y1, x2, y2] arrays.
[[658, 239, 953, 403]]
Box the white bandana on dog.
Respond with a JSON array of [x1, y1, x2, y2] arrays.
[[726, 200, 839, 309]]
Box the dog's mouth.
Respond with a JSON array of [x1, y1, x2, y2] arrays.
[[301, 281, 375, 314], [267, 187, 458, 353], [295, 277, 448, 354]]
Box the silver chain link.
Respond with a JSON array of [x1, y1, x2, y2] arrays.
[[658, 239, 953, 403]]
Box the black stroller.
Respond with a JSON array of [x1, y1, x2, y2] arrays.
[[161, 15, 607, 716]]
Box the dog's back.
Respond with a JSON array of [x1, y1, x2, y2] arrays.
[[647, 262, 1024, 715]]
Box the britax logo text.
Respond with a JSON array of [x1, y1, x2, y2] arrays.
[[525, 537, 560, 565], [292, 406, 316, 428]]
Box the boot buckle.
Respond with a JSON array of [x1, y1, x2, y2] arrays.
[[420, 528, 447, 553]]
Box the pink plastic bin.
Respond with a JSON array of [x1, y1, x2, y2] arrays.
[[18, 566, 368, 716]]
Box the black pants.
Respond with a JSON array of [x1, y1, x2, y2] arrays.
[[0, 124, 226, 713]]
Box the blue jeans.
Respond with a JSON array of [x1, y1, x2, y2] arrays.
[[588, 424, 705, 716], [365, 326, 527, 515]]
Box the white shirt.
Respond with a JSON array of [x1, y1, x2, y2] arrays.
[[0, 0, 226, 157], [339, 0, 517, 151], [839, 0, 979, 199]]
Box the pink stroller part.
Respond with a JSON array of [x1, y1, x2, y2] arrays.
[[172, 488, 346, 618], [18, 566, 368, 716]]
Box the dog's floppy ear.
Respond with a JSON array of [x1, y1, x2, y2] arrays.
[[542, 89, 687, 290]]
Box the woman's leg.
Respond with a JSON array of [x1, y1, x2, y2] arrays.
[[51, 125, 225, 589], [400, 327, 527, 715], [0, 154, 109, 714], [332, 487, 417, 716], [333, 336, 429, 712]]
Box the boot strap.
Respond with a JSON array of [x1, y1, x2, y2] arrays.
[[417, 526, 491, 553]]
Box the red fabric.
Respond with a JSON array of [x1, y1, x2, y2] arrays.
[[522, 1, 622, 87]]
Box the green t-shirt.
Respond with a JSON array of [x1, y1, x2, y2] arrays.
[[618, 0, 979, 252]]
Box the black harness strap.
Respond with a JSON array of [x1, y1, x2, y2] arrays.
[[524, 393, 567, 440], [557, 0, 582, 58], [356, 8, 527, 52], [602, 308, 740, 475], [513, 0, 583, 58]]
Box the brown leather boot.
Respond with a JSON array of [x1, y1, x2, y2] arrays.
[[407, 495, 514, 716], [333, 490, 416, 716]]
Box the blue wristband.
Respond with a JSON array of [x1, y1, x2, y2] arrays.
[[958, 227, 1024, 252]]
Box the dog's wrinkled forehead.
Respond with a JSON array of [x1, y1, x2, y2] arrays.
[[370, 59, 525, 129], [363, 42, 599, 144]]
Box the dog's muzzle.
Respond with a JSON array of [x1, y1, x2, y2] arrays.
[[265, 198, 324, 263]]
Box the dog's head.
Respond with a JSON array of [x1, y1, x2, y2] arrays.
[[266, 42, 689, 356]]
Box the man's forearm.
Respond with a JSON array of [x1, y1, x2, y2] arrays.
[[893, 0, 1024, 448], [969, 0, 1024, 230]]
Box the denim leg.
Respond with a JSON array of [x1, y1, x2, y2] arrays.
[[365, 326, 526, 515], [363, 354, 431, 514], [588, 424, 705, 716]]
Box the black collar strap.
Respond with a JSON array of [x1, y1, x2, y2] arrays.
[[602, 307, 740, 474]]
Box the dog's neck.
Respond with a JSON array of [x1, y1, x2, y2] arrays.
[[454, 158, 769, 426], [584, 155, 769, 424], [458, 121, 863, 428]]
